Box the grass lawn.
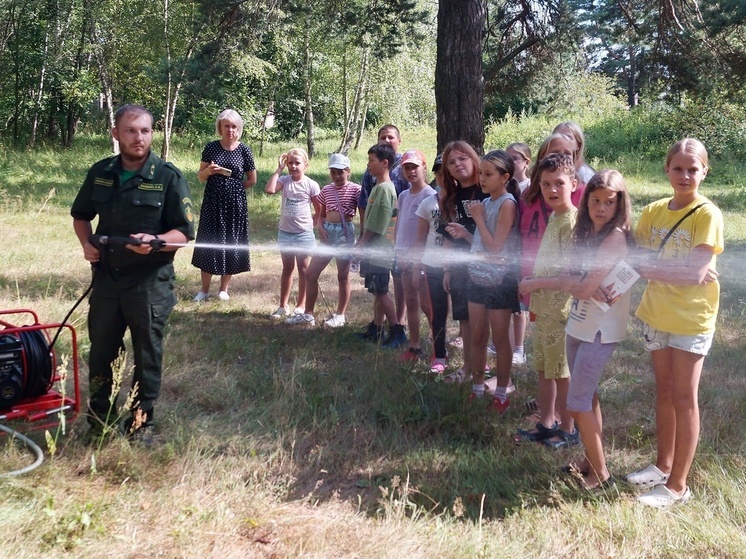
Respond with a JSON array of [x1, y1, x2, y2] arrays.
[[1, 132, 745, 558]]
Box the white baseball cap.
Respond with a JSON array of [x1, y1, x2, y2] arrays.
[[328, 153, 351, 169]]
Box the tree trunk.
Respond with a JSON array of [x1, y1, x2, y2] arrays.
[[161, 0, 172, 160], [354, 96, 368, 150], [435, 0, 486, 153], [160, 0, 200, 161], [303, 11, 315, 158], [627, 44, 637, 108], [29, 16, 50, 148], [338, 45, 370, 154]]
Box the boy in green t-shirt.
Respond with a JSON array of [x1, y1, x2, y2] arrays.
[[354, 144, 407, 347], [517, 153, 579, 447]]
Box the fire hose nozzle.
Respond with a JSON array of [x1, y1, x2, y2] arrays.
[[88, 234, 166, 251]]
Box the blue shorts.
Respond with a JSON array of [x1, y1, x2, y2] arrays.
[[323, 222, 355, 247], [278, 229, 316, 253]]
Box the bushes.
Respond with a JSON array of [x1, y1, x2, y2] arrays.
[[485, 91, 746, 162]]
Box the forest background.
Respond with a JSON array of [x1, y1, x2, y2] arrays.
[[1, 0, 746, 558]]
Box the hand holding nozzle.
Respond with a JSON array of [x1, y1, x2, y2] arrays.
[[89, 234, 166, 252]]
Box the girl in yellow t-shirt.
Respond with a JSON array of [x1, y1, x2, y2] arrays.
[[626, 138, 724, 509]]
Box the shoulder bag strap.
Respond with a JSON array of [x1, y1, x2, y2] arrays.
[[656, 203, 707, 255], [329, 185, 352, 242]]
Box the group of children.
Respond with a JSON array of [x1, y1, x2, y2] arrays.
[[249, 123, 723, 510]]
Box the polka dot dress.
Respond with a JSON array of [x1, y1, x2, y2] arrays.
[[192, 141, 256, 275]]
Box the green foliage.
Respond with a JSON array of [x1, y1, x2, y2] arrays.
[[486, 89, 746, 163]]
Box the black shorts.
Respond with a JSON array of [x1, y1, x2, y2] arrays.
[[467, 273, 520, 312], [361, 261, 391, 295]]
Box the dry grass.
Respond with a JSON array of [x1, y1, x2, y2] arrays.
[[1, 139, 746, 558]]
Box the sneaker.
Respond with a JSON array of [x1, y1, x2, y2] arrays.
[[218, 291, 230, 301], [512, 351, 527, 365], [270, 307, 288, 320], [637, 485, 691, 509], [193, 291, 209, 302], [626, 464, 670, 490], [356, 321, 385, 342], [293, 307, 305, 315], [467, 390, 485, 403], [487, 343, 496, 356], [285, 313, 315, 326], [128, 424, 156, 447], [484, 377, 516, 395], [382, 324, 407, 348], [324, 313, 346, 328], [400, 347, 426, 362], [490, 396, 511, 416]]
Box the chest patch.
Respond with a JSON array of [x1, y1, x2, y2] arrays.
[[139, 183, 164, 191]]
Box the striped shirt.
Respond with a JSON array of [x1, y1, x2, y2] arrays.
[[318, 182, 361, 221]]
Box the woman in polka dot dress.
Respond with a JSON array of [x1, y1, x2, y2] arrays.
[[192, 109, 257, 301]]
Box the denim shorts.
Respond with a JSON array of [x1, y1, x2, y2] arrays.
[[278, 228, 316, 253], [642, 323, 714, 356], [323, 221, 355, 248]]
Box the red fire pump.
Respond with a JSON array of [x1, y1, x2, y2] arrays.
[[0, 309, 80, 432]]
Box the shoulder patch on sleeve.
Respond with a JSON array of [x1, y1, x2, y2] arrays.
[[183, 196, 194, 222]]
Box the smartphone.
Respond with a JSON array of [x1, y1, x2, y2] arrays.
[[215, 166, 232, 177]]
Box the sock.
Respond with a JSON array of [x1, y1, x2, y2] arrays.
[[471, 383, 485, 397], [514, 345, 524, 355], [494, 386, 508, 402], [434, 357, 446, 366]]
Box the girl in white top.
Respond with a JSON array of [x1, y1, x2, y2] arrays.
[[265, 148, 321, 318], [564, 170, 632, 489], [396, 150, 436, 361]]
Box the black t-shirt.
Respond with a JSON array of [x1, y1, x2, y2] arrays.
[[447, 184, 488, 251]]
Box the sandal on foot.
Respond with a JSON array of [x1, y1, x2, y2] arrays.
[[516, 421, 558, 442], [542, 428, 580, 450], [443, 368, 471, 384], [625, 464, 669, 490]]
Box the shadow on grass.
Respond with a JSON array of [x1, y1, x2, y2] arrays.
[[9, 245, 745, 523], [157, 304, 632, 521]]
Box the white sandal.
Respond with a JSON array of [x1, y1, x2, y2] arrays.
[[443, 368, 471, 384]]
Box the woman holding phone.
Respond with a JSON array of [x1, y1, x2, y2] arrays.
[[192, 109, 257, 301]]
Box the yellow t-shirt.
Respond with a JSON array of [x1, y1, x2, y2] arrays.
[[634, 196, 724, 335]]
